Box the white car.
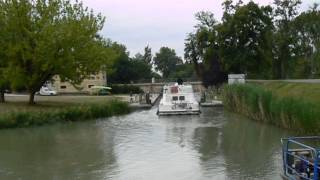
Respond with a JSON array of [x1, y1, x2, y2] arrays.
[[39, 87, 57, 96]]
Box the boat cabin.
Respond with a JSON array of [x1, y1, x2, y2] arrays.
[[157, 83, 200, 115]]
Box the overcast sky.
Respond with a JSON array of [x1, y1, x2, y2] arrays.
[[81, 0, 318, 58]]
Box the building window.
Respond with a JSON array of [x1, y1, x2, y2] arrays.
[[60, 86, 66, 89], [172, 96, 178, 101], [179, 96, 185, 101], [96, 76, 100, 80], [88, 85, 94, 88], [90, 76, 95, 80]]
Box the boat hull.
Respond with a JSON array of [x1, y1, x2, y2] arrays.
[[157, 104, 201, 116], [157, 109, 201, 116]]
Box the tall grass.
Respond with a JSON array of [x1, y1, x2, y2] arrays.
[[222, 84, 320, 133], [0, 100, 130, 129]]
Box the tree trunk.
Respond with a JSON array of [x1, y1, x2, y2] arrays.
[[0, 90, 5, 103], [29, 92, 36, 105]]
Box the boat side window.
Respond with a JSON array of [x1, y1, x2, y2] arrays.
[[172, 96, 178, 101], [179, 96, 185, 101]]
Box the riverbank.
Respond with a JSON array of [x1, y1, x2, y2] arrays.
[[0, 95, 130, 129], [222, 83, 320, 133], [253, 81, 320, 104]]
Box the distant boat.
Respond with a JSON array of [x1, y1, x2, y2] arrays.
[[157, 82, 200, 115]]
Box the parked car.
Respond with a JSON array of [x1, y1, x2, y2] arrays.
[[90, 86, 112, 96], [4, 89, 11, 93], [38, 87, 57, 96], [97, 89, 111, 95]]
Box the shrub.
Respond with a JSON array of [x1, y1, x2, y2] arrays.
[[110, 84, 143, 94], [0, 100, 130, 129]]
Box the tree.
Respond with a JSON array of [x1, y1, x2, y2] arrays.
[[0, 57, 9, 103], [107, 43, 153, 83], [186, 0, 318, 81], [185, 11, 218, 77], [186, 1, 274, 85], [108, 54, 135, 83], [153, 47, 182, 78], [0, 68, 6, 103], [273, 0, 302, 78], [107, 43, 132, 83], [133, 53, 144, 62], [292, 4, 320, 78], [131, 58, 152, 81], [0, 60, 9, 103], [0, 1, 10, 103], [109, 56, 152, 84], [168, 63, 197, 80], [219, 1, 274, 78], [185, 11, 227, 87], [143, 45, 152, 64], [130, 52, 153, 81], [2, 0, 106, 104]]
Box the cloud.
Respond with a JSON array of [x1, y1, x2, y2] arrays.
[[81, 0, 316, 57]]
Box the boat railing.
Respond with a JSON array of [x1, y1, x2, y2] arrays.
[[282, 137, 320, 180]]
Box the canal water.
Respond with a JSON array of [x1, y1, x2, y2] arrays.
[[0, 107, 292, 180]]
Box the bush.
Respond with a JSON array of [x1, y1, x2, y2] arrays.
[[0, 100, 130, 129], [222, 84, 320, 133], [110, 84, 143, 94]]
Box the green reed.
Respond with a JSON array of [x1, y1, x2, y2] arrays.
[[222, 84, 320, 133]]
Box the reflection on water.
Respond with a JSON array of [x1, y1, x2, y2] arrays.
[[0, 107, 292, 180], [0, 123, 118, 180], [222, 113, 287, 179]]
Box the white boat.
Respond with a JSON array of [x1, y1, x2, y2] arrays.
[[157, 83, 200, 115]]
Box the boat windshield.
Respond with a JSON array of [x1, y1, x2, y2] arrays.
[[171, 86, 178, 94], [164, 85, 193, 94]]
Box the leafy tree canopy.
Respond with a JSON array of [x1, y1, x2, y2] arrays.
[[185, 0, 320, 87], [153, 47, 183, 78], [143, 45, 152, 64], [107, 43, 153, 83], [291, 4, 320, 78], [185, 11, 226, 87], [219, 1, 274, 78], [167, 63, 197, 80], [0, 0, 109, 104]]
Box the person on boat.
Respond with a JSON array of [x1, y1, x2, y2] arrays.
[[294, 154, 311, 179], [130, 91, 133, 103], [146, 92, 151, 104]]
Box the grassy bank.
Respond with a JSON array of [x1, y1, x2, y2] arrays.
[[0, 100, 130, 129], [253, 82, 320, 104], [222, 84, 320, 133], [0, 95, 126, 114]]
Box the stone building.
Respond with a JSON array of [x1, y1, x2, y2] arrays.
[[52, 72, 107, 94]]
